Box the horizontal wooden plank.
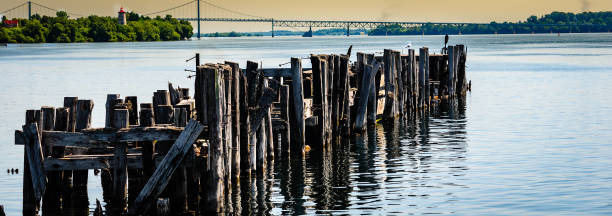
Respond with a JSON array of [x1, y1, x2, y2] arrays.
[[261, 68, 312, 77], [44, 154, 143, 171], [42, 126, 184, 148]]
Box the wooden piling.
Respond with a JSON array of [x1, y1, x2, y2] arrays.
[[289, 58, 306, 156], [201, 65, 225, 214], [73, 99, 93, 215], [111, 109, 129, 214], [125, 96, 139, 126], [238, 68, 251, 178], [226, 61, 241, 183], [279, 85, 291, 157], [355, 64, 376, 132]]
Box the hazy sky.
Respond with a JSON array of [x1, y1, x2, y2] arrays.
[[3, 0, 612, 32]]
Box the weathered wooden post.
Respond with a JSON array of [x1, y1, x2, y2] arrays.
[[418, 48, 427, 108], [74, 99, 93, 215], [448, 46, 455, 98], [201, 65, 225, 214], [355, 64, 375, 132], [264, 79, 274, 162], [111, 109, 129, 215], [225, 61, 241, 183], [289, 58, 305, 157], [62, 96, 77, 213], [394, 51, 404, 117], [367, 54, 377, 125], [383, 49, 397, 120], [246, 61, 259, 173], [279, 85, 291, 158], [23, 110, 41, 216], [238, 68, 251, 179], [310, 55, 326, 147], [125, 96, 139, 125], [22, 123, 46, 216], [140, 103, 156, 184], [339, 55, 351, 136], [153, 90, 171, 123]]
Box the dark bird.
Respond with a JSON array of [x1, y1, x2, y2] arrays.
[[444, 34, 449, 48]]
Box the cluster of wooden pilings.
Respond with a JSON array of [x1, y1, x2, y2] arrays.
[[14, 44, 468, 215]]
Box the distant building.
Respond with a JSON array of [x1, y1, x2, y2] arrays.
[[118, 8, 127, 25], [3, 20, 18, 28]]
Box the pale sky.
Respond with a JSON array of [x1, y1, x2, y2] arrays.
[[3, 0, 612, 32]]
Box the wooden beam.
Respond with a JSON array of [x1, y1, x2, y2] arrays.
[[43, 154, 144, 171], [39, 126, 183, 148], [128, 120, 204, 215], [22, 123, 46, 203], [261, 68, 312, 77]]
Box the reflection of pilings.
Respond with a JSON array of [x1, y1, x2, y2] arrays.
[[288, 157, 306, 214], [308, 147, 333, 211], [239, 177, 253, 215], [276, 152, 292, 212], [330, 138, 352, 209]]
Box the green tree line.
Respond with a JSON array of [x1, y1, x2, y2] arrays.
[[0, 11, 193, 43], [369, 11, 612, 36]]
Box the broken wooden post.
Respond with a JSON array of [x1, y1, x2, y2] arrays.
[[128, 120, 204, 215], [125, 96, 139, 126], [367, 53, 378, 125], [106, 94, 120, 128], [140, 104, 156, 181], [310, 55, 326, 148], [111, 109, 129, 215], [448, 46, 455, 98], [156, 105, 174, 124], [202, 65, 226, 214], [238, 68, 251, 179], [355, 64, 375, 132], [225, 61, 241, 183], [173, 108, 187, 127], [289, 57, 305, 157], [153, 90, 171, 123], [22, 123, 46, 208], [140, 103, 155, 127], [23, 110, 41, 216], [74, 99, 93, 215], [279, 85, 291, 158]]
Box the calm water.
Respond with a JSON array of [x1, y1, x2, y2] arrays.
[[1, 34, 612, 215]]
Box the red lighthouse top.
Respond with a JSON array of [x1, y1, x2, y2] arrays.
[[119, 8, 125, 13]]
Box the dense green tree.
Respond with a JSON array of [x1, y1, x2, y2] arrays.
[[0, 11, 193, 43]]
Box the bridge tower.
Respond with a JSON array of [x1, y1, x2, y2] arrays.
[[28, 1, 31, 19], [197, 0, 200, 39], [346, 23, 350, 37], [271, 19, 275, 38]]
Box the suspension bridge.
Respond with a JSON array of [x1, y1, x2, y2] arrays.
[[2, 0, 611, 38]]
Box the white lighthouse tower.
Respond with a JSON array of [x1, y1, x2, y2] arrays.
[[118, 8, 127, 25]]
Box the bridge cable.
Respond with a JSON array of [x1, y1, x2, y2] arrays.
[[198, 0, 268, 19], [142, 0, 194, 16], [30, 1, 84, 17], [0, 2, 27, 15]]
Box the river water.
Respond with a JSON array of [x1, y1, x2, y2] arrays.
[[1, 34, 612, 215]]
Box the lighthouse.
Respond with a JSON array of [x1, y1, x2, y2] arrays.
[[118, 8, 127, 25]]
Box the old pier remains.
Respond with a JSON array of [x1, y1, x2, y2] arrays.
[[14, 44, 468, 215]]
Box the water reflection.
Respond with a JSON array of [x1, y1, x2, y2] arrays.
[[235, 97, 469, 215]]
